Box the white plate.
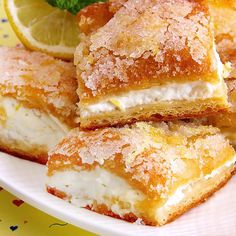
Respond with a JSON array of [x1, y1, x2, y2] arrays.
[[0, 152, 235, 236]]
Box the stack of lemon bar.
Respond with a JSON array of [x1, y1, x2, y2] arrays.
[[1, 0, 234, 226], [44, 0, 236, 226]]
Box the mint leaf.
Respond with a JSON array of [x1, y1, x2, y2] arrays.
[[47, 0, 106, 15]]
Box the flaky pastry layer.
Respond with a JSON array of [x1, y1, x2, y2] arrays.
[[0, 141, 48, 165], [79, 96, 229, 129], [206, 78, 236, 145]]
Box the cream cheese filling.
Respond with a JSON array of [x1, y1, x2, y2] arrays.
[[46, 167, 145, 216], [81, 81, 224, 117], [0, 97, 69, 151], [47, 157, 235, 218], [80, 47, 225, 118]]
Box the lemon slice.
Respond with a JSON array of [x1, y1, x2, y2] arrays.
[[4, 0, 80, 60]]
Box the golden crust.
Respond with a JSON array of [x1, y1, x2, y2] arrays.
[[209, 0, 236, 8], [208, 113, 236, 129], [227, 78, 236, 106], [47, 165, 235, 226], [48, 121, 235, 199], [0, 47, 78, 126], [155, 164, 235, 225], [209, 1, 236, 78], [0, 142, 48, 164], [79, 97, 229, 129], [75, 0, 218, 102], [205, 79, 236, 146], [207, 78, 236, 127]]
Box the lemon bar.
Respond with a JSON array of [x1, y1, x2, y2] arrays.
[[0, 47, 78, 164], [46, 121, 235, 225], [75, 0, 229, 129]]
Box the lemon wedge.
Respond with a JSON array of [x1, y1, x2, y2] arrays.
[[4, 0, 80, 60]]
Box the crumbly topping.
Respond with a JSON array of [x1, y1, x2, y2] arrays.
[[75, 0, 215, 100], [52, 126, 145, 165], [90, 0, 210, 61], [0, 47, 78, 125], [48, 121, 235, 199]]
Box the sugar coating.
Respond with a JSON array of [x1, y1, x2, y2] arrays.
[[48, 121, 234, 199], [0, 47, 78, 123], [75, 0, 216, 100], [209, 1, 236, 77]]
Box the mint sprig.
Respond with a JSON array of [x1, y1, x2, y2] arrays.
[[47, 0, 106, 15]]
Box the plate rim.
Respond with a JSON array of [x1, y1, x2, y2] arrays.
[[0, 152, 236, 236]]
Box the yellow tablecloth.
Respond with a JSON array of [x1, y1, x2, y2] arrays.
[[0, 1, 95, 235]]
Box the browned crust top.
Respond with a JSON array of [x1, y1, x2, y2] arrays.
[[75, 0, 218, 102]]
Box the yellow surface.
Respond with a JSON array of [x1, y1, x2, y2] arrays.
[[0, 189, 95, 236], [0, 1, 95, 235]]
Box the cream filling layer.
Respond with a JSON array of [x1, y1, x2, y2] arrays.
[[47, 157, 235, 218], [46, 167, 145, 216], [81, 80, 225, 118], [83, 81, 222, 117], [0, 97, 69, 152]]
